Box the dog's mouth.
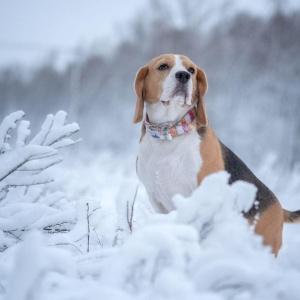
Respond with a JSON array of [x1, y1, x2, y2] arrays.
[[161, 100, 170, 107], [161, 88, 191, 107]]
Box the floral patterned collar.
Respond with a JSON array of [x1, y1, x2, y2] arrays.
[[144, 109, 196, 141]]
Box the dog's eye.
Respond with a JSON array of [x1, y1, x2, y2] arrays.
[[158, 64, 169, 71], [188, 67, 195, 74]]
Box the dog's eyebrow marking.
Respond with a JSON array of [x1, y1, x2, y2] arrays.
[[174, 55, 184, 71]]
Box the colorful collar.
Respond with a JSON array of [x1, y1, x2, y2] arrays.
[[145, 109, 196, 140]]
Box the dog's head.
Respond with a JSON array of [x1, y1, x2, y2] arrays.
[[133, 54, 208, 126]]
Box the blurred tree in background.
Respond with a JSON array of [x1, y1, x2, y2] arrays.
[[0, 0, 299, 169]]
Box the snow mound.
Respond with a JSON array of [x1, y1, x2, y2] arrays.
[[2, 170, 300, 299]]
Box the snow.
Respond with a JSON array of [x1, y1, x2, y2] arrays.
[[5, 232, 76, 300], [30, 111, 80, 148], [0, 111, 25, 154], [1, 112, 300, 299], [16, 120, 30, 149]]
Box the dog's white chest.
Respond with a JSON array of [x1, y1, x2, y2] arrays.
[[137, 130, 202, 212]]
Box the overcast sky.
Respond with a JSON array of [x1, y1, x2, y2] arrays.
[[0, 0, 299, 69], [0, 0, 147, 68]]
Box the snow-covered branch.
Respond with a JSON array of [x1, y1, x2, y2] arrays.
[[0, 111, 80, 248], [0, 111, 25, 154], [30, 111, 80, 149], [0, 111, 80, 196]]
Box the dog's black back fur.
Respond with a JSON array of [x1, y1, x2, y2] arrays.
[[219, 141, 277, 218]]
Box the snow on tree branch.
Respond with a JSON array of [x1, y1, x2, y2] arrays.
[[0, 111, 25, 154], [0, 111, 80, 249], [0, 111, 80, 195], [16, 120, 30, 149], [30, 111, 80, 149], [0, 145, 56, 182]]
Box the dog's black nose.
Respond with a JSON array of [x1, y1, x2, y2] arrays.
[[175, 71, 190, 84]]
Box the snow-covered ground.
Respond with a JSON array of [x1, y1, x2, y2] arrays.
[[1, 112, 300, 300]]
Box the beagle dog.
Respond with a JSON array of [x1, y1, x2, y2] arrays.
[[133, 54, 300, 256]]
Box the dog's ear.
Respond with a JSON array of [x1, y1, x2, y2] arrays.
[[133, 66, 148, 124], [196, 67, 208, 127]]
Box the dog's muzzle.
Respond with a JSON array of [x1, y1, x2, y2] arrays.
[[161, 71, 192, 106]]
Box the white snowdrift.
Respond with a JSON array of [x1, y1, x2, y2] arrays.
[[1, 171, 300, 300]]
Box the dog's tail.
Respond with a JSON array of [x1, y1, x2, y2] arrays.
[[283, 209, 300, 223]]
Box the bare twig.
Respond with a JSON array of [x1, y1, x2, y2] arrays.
[[51, 243, 83, 254], [126, 185, 139, 233], [93, 228, 103, 248], [43, 228, 70, 233], [74, 233, 88, 243], [0, 245, 9, 253], [88, 206, 101, 218], [0, 188, 9, 202], [85, 205, 102, 250], [5, 230, 22, 241], [87, 203, 90, 253], [126, 202, 131, 232]]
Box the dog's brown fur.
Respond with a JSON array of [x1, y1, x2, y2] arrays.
[[254, 202, 284, 255], [197, 126, 224, 184]]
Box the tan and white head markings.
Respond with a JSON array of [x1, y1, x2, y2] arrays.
[[133, 54, 208, 126]]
